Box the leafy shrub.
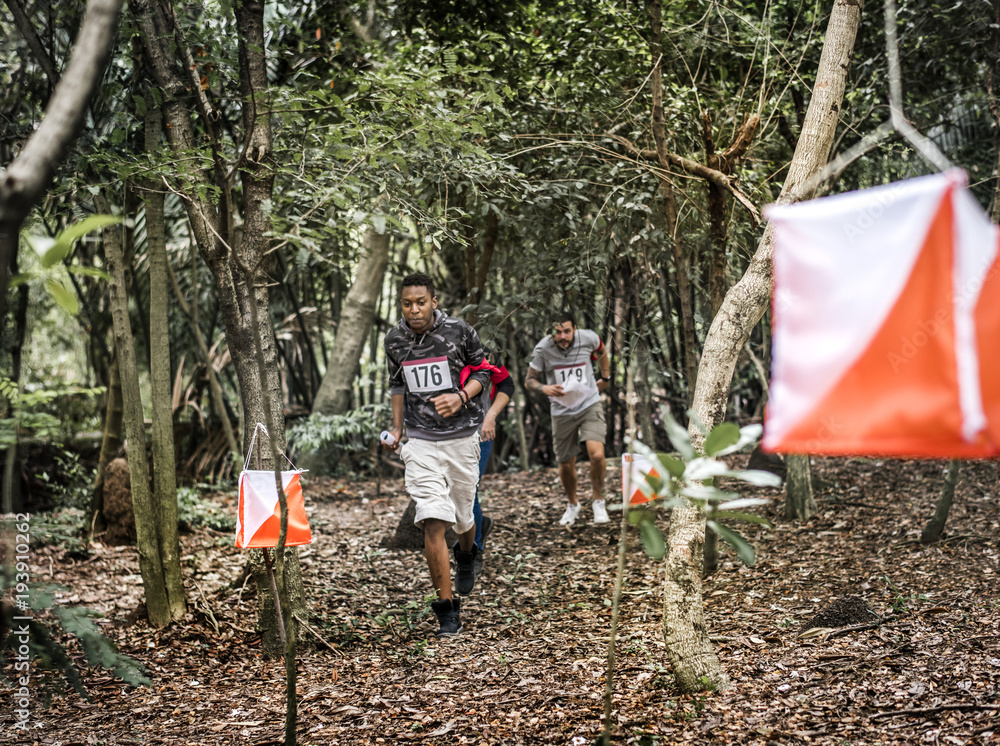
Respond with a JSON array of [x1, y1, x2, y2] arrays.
[[0, 575, 150, 701], [623, 412, 781, 565], [287, 402, 390, 474], [176, 486, 234, 532]]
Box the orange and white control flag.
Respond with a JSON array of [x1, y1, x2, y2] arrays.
[[763, 169, 1000, 457], [622, 453, 660, 505], [235, 469, 312, 548]]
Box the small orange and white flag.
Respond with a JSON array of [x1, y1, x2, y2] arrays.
[[235, 469, 312, 548], [622, 453, 660, 505], [235, 424, 313, 548], [763, 169, 1000, 457]]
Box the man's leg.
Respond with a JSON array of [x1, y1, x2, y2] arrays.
[[559, 458, 578, 504], [424, 518, 453, 599], [427, 517, 463, 636], [473, 439, 494, 551], [586, 440, 606, 501], [587, 440, 610, 524]]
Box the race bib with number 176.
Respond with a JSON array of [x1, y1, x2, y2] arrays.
[[402, 356, 452, 393]]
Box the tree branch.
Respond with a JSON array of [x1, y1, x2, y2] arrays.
[[0, 0, 123, 323], [607, 133, 761, 224]]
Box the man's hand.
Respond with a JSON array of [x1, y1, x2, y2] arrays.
[[596, 378, 610, 393], [381, 427, 402, 451], [482, 412, 497, 441], [543, 384, 566, 397], [431, 392, 464, 418]]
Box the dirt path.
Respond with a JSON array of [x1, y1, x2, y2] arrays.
[[3, 456, 1000, 744]]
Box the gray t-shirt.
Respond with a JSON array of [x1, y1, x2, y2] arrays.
[[529, 328, 603, 417]]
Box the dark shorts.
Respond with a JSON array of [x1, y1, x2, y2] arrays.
[[552, 402, 606, 463]]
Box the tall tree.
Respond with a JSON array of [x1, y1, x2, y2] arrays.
[[129, 0, 304, 650], [143, 104, 186, 620], [667, 0, 866, 692]]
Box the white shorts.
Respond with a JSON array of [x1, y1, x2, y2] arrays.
[[399, 432, 481, 534]]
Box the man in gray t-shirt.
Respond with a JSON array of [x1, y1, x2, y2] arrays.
[[526, 311, 611, 526]]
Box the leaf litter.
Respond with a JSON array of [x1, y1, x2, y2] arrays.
[[3, 455, 999, 744]]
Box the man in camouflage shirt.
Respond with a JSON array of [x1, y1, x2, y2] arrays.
[[382, 273, 491, 636]]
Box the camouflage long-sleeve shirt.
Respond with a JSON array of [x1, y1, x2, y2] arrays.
[[384, 310, 491, 441]]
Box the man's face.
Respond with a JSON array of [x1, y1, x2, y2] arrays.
[[402, 285, 437, 333], [553, 321, 576, 349]]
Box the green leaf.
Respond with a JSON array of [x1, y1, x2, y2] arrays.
[[716, 497, 771, 510], [708, 521, 756, 566], [716, 497, 770, 511], [44, 279, 79, 315], [713, 424, 765, 457], [680, 484, 737, 501], [662, 410, 694, 460], [732, 469, 783, 487], [67, 266, 111, 281], [44, 215, 122, 268], [684, 457, 732, 481], [704, 422, 740, 456], [655, 452, 686, 479], [712, 510, 772, 527], [639, 519, 665, 560]]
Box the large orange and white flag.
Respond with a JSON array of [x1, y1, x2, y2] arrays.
[[235, 469, 313, 548], [763, 170, 1000, 457]]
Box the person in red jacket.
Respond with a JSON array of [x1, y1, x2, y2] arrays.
[[461, 349, 515, 577]]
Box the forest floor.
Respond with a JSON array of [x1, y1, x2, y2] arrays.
[[3, 453, 1000, 745]]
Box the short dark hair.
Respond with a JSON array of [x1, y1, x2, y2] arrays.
[[553, 310, 576, 327], [401, 272, 435, 299]]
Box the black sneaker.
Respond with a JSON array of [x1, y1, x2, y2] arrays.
[[453, 542, 478, 596], [431, 598, 462, 636]]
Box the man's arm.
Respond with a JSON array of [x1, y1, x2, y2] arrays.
[[383, 392, 405, 450], [525, 366, 563, 397], [595, 343, 611, 393], [482, 373, 515, 441]]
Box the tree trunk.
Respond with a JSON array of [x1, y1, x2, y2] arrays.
[[98, 195, 171, 628], [311, 220, 391, 417], [131, 0, 305, 652], [784, 454, 816, 520], [921, 460, 961, 543], [92, 351, 123, 532], [145, 105, 186, 621], [669, 0, 865, 693], [2, 248, 30, 514], [648, 0, 698, 397]]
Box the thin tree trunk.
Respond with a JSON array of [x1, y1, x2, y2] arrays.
[[311, 217, 391, 416], [2, 248, 30, 514], [649, 0, 697, 397], [131, 0, 305, 652], [671, 0, 865, 694], [98, 194, 171, 628], [92, 351, 123, 531], [921, 460, 961, 543], [506, 329, 531, 471], [784, 454, 816, 520], [145, 105, 186, 621]]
